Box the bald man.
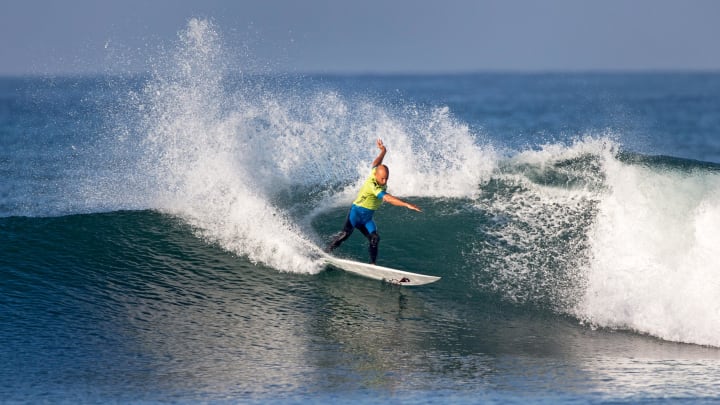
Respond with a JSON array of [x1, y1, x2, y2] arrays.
[[326, 139, 421, 264]]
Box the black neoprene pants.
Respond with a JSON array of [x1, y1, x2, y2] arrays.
[[327, 216, 380, 264]]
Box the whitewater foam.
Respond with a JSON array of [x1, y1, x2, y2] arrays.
[[469, 136, 720, 347], [119, 19, 495, 274], [576, 155, 720, 347], [471, 138, 611, 309]]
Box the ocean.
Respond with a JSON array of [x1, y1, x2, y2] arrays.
[[2, 20, 720, 403]]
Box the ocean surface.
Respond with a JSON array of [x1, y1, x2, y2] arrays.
[[3, 20, 720, 403]]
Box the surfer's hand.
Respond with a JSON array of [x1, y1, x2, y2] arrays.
[[406, 203, 422, 212], [376, 138, 386, 151]]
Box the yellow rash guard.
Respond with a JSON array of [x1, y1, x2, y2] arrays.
[[352, 167, 387, 211]]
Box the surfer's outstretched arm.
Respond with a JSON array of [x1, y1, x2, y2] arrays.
[[383, 193, 422, 212], [372, 138, 387, 168]]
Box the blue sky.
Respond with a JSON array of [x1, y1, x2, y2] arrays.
[[2, 0, 720, 75]]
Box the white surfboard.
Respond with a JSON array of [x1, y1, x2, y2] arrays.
[[324, 255, 440, 286]]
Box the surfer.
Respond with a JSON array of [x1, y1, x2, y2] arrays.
[[326, 138, 422, 264]]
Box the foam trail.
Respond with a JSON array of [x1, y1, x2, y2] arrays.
[[576, 155, 720, 346], [134, 19, 320, 273]]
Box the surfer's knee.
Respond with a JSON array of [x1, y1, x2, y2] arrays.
[[369, 232, 380, 248]]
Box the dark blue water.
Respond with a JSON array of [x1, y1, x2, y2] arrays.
[[2, 20, 720, 403]]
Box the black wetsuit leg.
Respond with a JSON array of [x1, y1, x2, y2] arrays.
[[326, 215, 355, 252], [355, 225, 380, 264], [326, 211, 380, 264], [368, 231, 380, 264]]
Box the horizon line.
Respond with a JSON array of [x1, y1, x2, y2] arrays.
[[2, 67, 720, 79]]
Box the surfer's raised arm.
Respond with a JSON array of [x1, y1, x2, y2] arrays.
[[371, 139, 421, 212], [371, 138, 387, 168]]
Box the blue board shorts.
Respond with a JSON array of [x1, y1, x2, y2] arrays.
[[348, 204, 377, 234]]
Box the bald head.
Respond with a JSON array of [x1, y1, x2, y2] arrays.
[[374, 164, 389, 186]]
